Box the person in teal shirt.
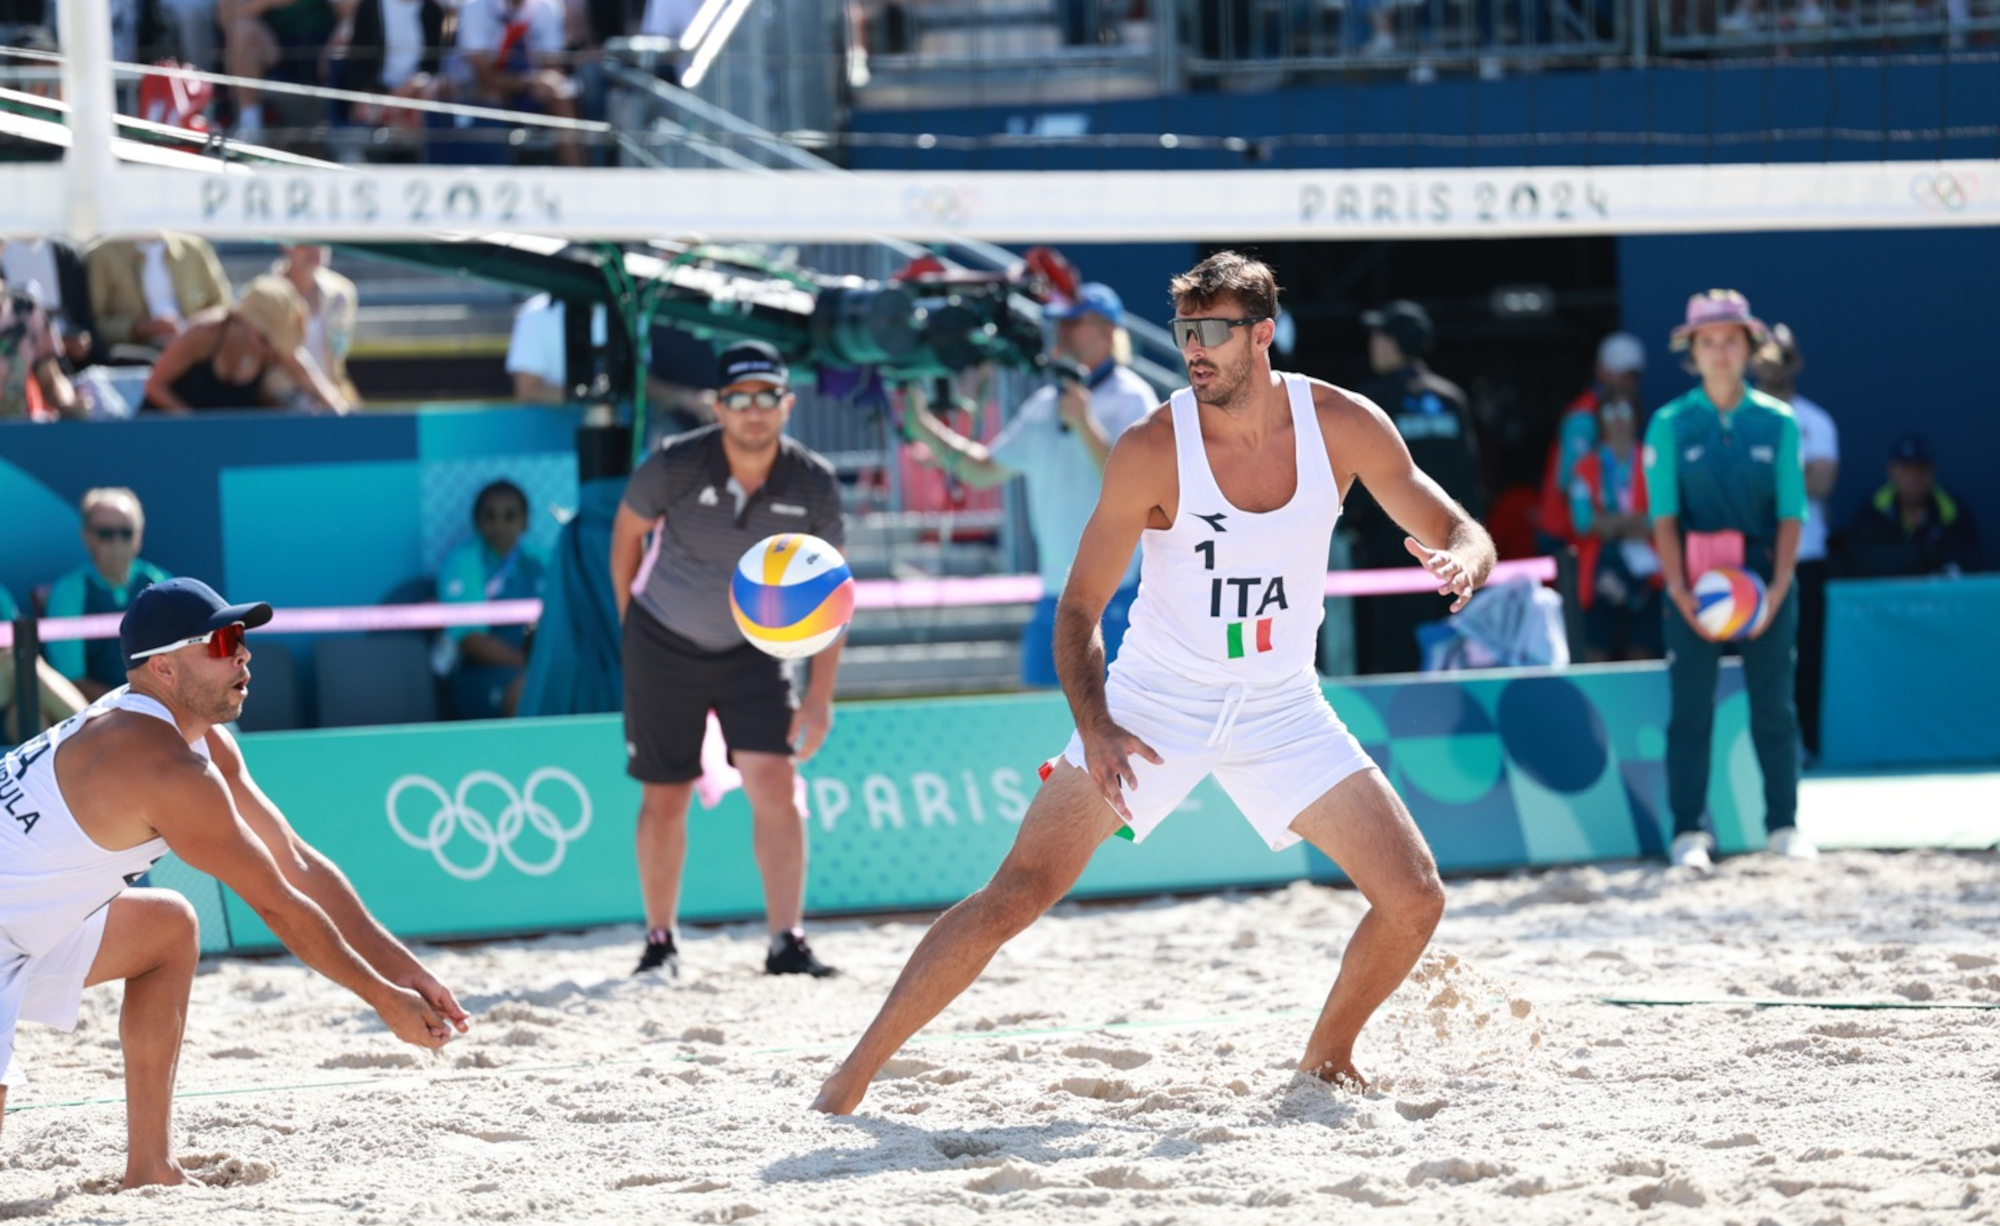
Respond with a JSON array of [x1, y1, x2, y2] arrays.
[[437, 479, 546, 719], [1642, 290, 1809, 870], [43, 487, 173, 701]]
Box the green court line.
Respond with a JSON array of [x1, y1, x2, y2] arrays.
[[1602, 996, 2000, 1010], [2, 1008, 1320, 1115]]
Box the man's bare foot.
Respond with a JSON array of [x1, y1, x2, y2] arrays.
[[1300, 1057, 1368, 1091], [121, 1159, 197, 1190], [811, 1068, 870, 1115]]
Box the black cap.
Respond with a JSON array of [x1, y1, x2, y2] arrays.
[[716, 340, 788, 389], [121, 578, 273, 669], [1360, 299, 1434, 357], [1889, 432, 1936, 465]]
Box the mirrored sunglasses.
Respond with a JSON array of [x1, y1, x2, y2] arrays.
[[130, 622, 247, 662], [1169, 316, 1266, 349], [718, 389, 787, 413]]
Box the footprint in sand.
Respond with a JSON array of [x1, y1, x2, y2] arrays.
[[318, 1051, 419, 1070]]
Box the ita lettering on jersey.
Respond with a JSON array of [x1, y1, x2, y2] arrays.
[[1193, 530, 1288, 661]]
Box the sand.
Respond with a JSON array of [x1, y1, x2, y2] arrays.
[[2, 848, 1996, 1224]]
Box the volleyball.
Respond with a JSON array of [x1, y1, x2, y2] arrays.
[[1692, 566, 1766, 641], [730, 533, 856, 659]]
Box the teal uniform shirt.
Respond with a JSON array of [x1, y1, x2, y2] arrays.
[[44, 561, 173, 686], [1642, 387, 1806, 581]]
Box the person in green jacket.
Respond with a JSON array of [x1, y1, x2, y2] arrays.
[[1642, 290, 1810, 870], [44, 488, 173, 702]]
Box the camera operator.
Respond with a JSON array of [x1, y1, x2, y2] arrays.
[[902, 283, 1154, 686]]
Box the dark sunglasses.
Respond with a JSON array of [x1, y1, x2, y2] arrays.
[[1169, 316, 1267, 349], [718, 389, 786, 413], [91, 525, 137, 542], [130, 621, 246, 662]]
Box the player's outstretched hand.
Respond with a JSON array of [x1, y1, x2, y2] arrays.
[[396, 969, 471, 1036], [375, 984, 453, 1049], [1404, 536, 1478, 613], [1078, 721, 1164, 822]]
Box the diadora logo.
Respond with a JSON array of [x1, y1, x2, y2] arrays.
[[1684, 445, 1704, 463], [1750, 444, 1774, 463], [386, 768, 592, 881], [699, 486, 720, 506]]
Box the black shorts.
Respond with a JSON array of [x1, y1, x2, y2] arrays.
[[622, 608, 796, 783]]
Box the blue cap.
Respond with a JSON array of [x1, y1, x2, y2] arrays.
[[121, 578, 272, 670], [1889, 432, 1936, 465], [1049, 282, 1124, 325], [716, 340, 789, 388]]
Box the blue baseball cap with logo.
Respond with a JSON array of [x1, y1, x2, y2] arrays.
[[716, 340, 789, 388], [121, 578, 272, 670], [1048, 283, 1124, 325], [1889, 432, 1936, 465]]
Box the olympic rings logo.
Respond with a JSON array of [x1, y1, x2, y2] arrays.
[[385, 768, 593, 881], [1910, 172, 1978, 213], [902, 185, 978, 228]]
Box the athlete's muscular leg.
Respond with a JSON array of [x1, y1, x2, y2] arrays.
[[1287, 768, 1446, 1089], [811, 762, 1121, 1114], [83, 890, 201, 1189]]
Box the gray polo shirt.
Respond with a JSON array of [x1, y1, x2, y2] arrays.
[[622, 425, 848, 653]]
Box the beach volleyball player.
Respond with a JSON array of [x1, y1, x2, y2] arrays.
[[0, 578, 468, 1189], [813, 253, 1495, 1114]]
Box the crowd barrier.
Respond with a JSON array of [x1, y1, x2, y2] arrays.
[[134, 658, 1751, 955]]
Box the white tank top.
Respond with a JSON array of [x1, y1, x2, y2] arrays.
[[0, 688, 181, 958], [1117, 373, 1343, 689]]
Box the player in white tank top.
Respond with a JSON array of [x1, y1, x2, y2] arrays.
[[817, 252, 1497, 1115], [0, 577, 470, 1189]]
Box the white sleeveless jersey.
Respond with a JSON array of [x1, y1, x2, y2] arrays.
[[1117, 373, 1343, 688], [0, 688, 181, 958]]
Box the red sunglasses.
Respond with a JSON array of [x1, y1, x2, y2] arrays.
[[131, 622, 247, 662]]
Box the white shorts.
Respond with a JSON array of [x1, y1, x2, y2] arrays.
[[1060, 664, 1376, 852], [0, 906, 110, 1089]]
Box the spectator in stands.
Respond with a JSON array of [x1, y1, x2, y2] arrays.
[[219, 0, 339, 137], [1568, 389, 1661, 662], [1347, 298, 1482, 674], [1538, 331, 1645, 552], [452, 0, 588, 167], [1751, 322, 1837, 758], [436, 479, 547, 719], [0, 236, 96, 368], [507, 293, 615, 405], [1643, 289, 1808, 869], [45, 487, 174, 702], [0, 271, 83, 420], [900, 283, 1154, 686], [267, 244, 360, 406], [86, 231, 231, 357], [142, 275, 352, 413], [331, 0, 447, 127], [1838, 433, 1985, 579]]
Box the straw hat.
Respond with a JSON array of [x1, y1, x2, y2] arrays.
[[234, 275, 307, 355]]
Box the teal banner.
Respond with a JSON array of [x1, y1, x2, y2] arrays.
[[219, 662, 1758, 950], [1822, 575, 2000, 769]]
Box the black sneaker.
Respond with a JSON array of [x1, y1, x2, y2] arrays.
[[634, 937, 679, 978], [765, 932, 837, 978]]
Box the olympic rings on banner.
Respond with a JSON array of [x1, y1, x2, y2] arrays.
[[1910, 172, 1977, 213], [386, 768, 593, 880]]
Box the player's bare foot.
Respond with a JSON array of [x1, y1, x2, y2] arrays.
[[121, 1159, 198, 1190], [1300, 1057, 1368, 1091], [811, 1068, 869, 1115]]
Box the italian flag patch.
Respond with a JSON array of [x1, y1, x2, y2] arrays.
[[1226, 618, 1274, 659]]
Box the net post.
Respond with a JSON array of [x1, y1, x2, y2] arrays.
[[12, 615, 44, 742], [56, 0, 120, 241]]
